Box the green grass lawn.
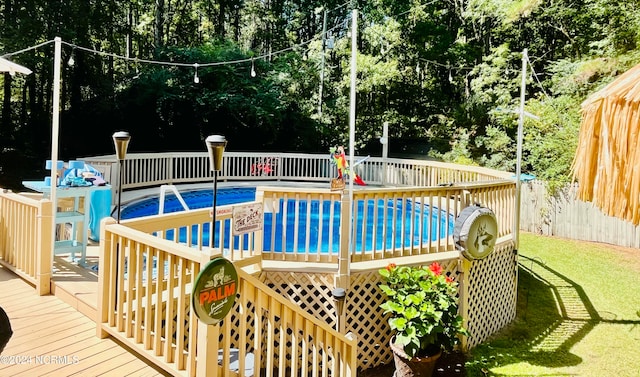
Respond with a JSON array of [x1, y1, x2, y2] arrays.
[[465, 232, 640, 377]]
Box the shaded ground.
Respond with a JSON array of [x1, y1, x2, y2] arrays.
[[360, 351, 467, 377]]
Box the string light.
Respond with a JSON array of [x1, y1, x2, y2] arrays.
[[250, 59, 256, 77], [67, 51, 75, 67], [193, 63, 199, 83], [2, 1, 492, 79]]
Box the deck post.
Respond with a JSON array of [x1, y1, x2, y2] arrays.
[[337, 190, 351, 289], [195, 321, 219, 377], [97, 216, 116, 338], [36, 199, 53, 295], [458, 257, 471, 351], [196, 252, 220, 377], [254, 188, 265, 268]]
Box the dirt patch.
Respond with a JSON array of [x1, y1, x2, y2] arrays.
[[359, 352, 467, 377]]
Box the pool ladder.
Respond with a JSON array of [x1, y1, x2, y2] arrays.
[[158, 185, 190, 214]]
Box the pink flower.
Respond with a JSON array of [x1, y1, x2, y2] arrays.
[[446, 276, 454, 283], [429, 262, 443, 276]]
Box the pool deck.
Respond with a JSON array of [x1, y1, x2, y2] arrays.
[[0, 259, 169, 376], [2, 180, 425, 376]]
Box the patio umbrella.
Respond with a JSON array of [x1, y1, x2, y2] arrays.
[[0, 56, 32, 75], [571, 63, 640, 225]]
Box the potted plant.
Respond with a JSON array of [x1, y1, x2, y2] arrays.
[[379, 262, 468, 377]]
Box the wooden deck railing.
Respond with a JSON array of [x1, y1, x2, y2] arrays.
[[82, 152, 513, 195], [97, 217, 357, 377], [258, 182, 514, 262], [0, 190, 52, 295], [117, 180, 514, 266], [122, 201, 262, 260]]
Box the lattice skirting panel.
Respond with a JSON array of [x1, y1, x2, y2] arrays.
[[260, 261, 459, 371], [259, 271, 338, 328], [345, 261, 460, 370], [259, 248, 517, 371], [465, 243, 517, 348]]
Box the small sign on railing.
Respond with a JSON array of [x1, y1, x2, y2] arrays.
[[209, 207, 233, 217], [192, 257, 238, 325], [330, 178, 345, 191], [232, 203, 263, 235]]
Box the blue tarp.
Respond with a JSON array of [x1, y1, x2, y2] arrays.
[[61, 163, 111, 241], [513, 173, 536, 182], [88, 189, 111, 241]]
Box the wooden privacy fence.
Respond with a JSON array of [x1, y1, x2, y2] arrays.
[[0, 190, 52, 295], [97, 218, 358, 377], [520, 180, 640, 248]]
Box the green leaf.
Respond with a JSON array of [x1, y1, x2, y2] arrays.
[[379, 284, 395, 296], [389, 317, 407, 331], [404, 306, 419, 320]]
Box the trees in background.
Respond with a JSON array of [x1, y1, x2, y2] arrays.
[[1, 0, 639, 190]]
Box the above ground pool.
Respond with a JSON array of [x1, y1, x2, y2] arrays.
[[121, 187, 454, 253]]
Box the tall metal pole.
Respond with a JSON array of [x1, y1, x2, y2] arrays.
[[348, 8, 357, 202], [381, 121, 389, 186], [112, 131, 130, 308], [50, 37, 62, 253], [117, 161, 124, 223], [515, 49, 527, 250], [338, 9, 358, 288], [318, 8, 327, 116], [212, 171, 218, 247]]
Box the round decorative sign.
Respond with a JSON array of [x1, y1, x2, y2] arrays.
[[453, 205, 498, 260], [192, 257, 238, 325]]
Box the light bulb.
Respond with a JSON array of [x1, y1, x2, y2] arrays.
[[193, 63, 199, 83], [250, 60, 256, 77], [68, 56, 75, 66]]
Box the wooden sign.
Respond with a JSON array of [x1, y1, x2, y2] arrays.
[[232, 203, 263, 235], [330, 178, 345, 191]]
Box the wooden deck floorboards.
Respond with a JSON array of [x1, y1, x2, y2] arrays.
[[0, 263, 169, 377]]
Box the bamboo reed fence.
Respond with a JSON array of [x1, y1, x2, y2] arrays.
[[573, 63, 640, 225]]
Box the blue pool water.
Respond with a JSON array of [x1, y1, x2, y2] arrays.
[[121, 188, 454, 253], [121, 187, 256, 219]]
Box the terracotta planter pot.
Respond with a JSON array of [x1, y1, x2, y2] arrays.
[[390, 339, 442, 377]]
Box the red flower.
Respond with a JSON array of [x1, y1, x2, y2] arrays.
[[386, 263, 397, 271], [446, 276, 454, 283], [429, 262, 443, 276]]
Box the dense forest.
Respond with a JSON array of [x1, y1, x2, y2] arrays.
[[1, 0, 639, 191]]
